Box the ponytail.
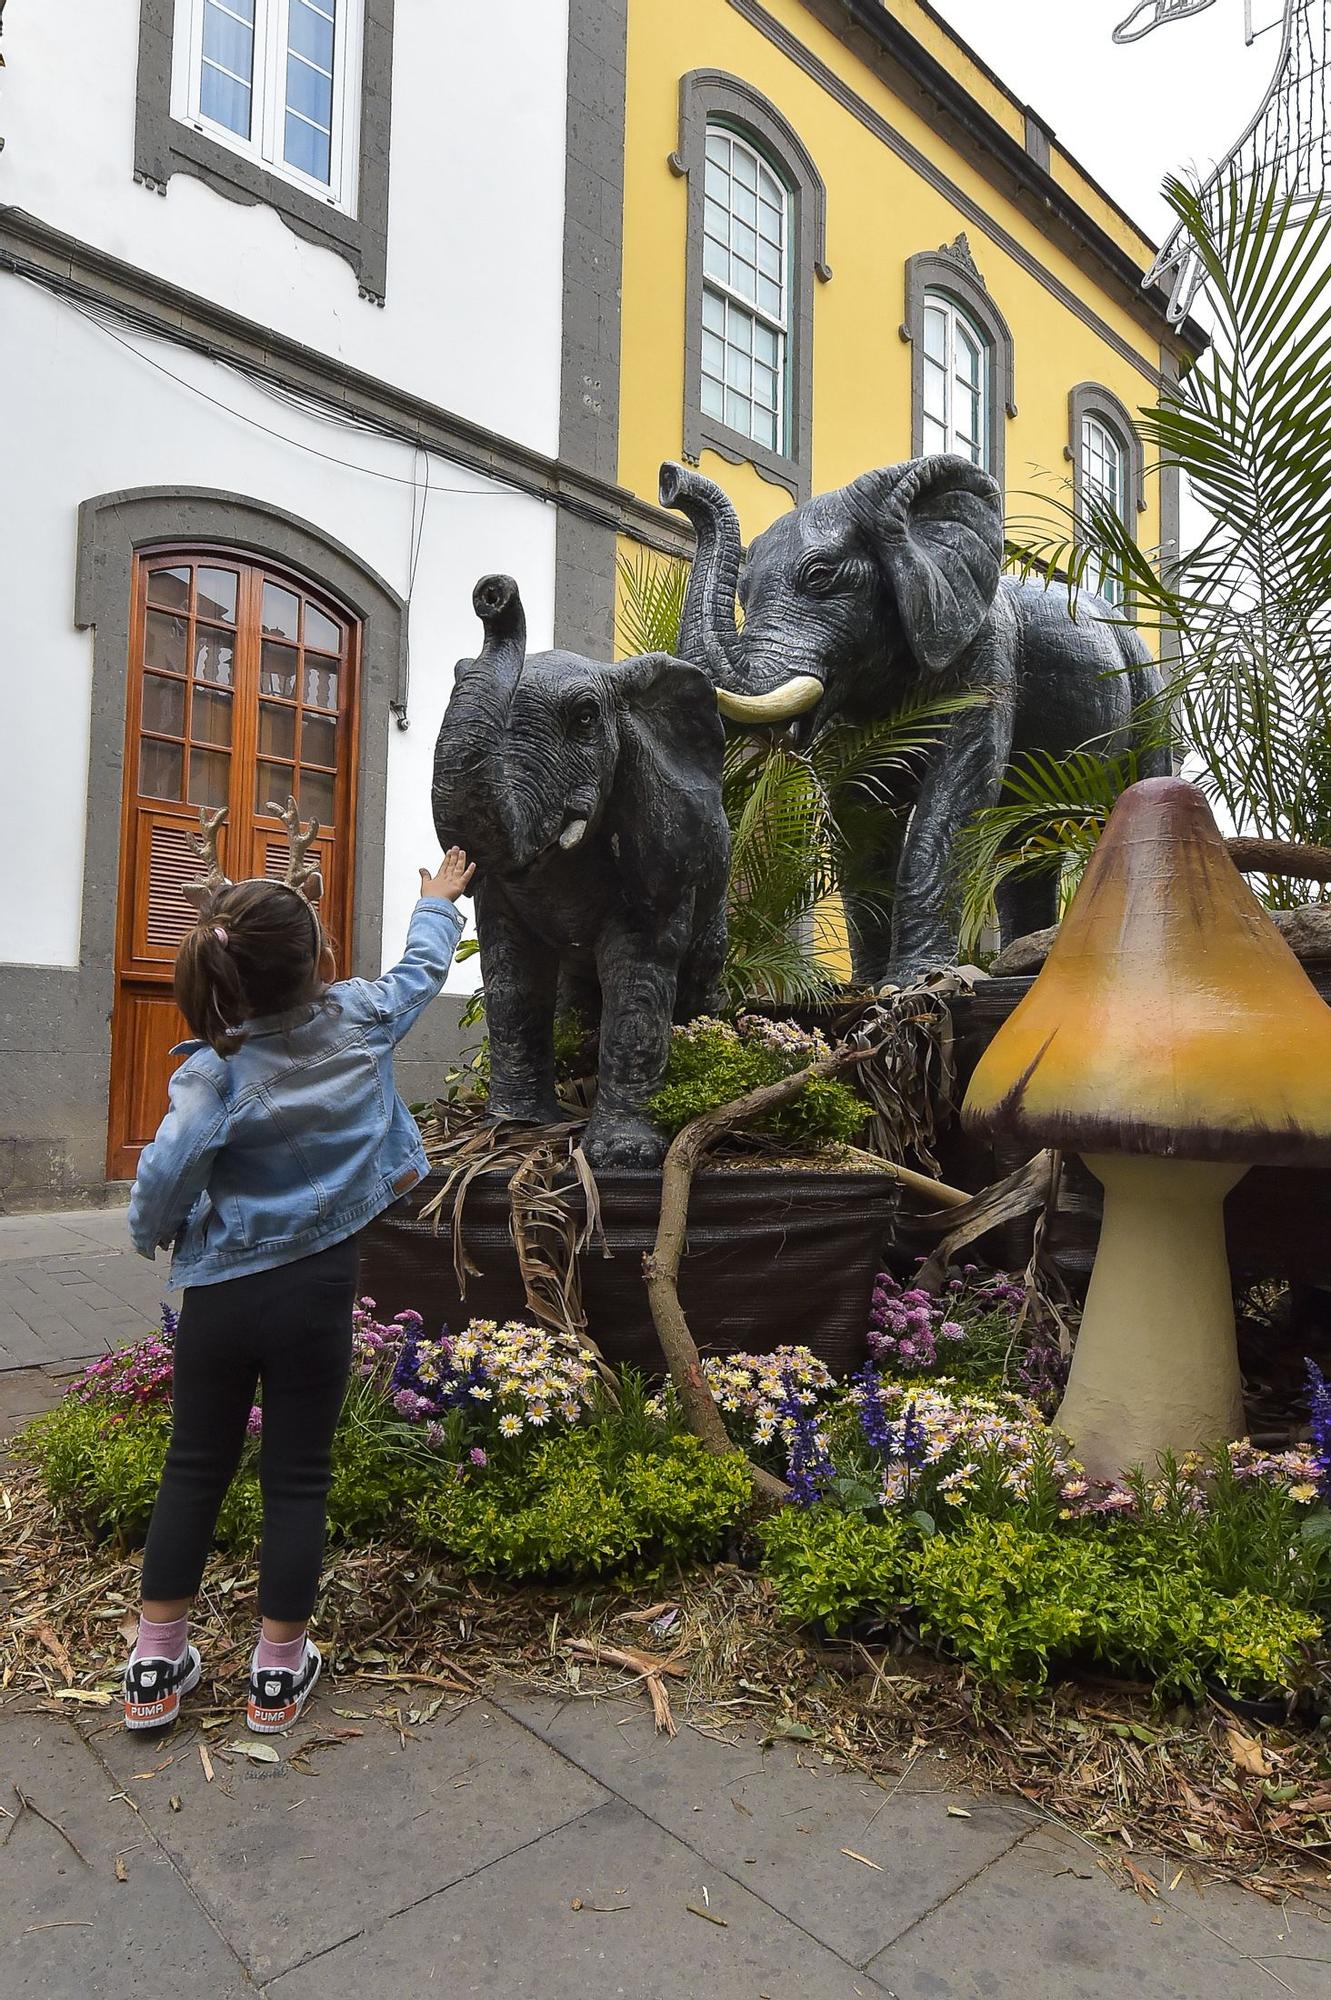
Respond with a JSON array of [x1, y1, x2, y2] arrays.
[[174, 878, 325, 1055]]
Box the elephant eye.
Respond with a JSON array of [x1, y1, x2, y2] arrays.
[[798, 557, 842, 596], [569, 702, 598, 734]]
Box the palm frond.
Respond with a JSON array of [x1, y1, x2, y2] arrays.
[[614, 548, 689, 659]]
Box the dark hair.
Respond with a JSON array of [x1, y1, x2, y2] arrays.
[[175, 879, 325, 1055]]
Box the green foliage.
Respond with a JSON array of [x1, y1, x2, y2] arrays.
[[720, 704, 978, 1003], [906, 1520, 1320, 1696], [759, 1507, 909, 1628], [23, 1399, 174, 1545], [412, 1430, 751, 1582], [648, 1018, 865, 1149], [615, 547, 690, 658]]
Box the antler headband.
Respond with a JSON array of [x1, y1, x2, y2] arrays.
[[178, 798, 324, 913]]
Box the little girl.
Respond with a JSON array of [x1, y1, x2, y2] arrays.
[[125, 847, 474, 1732]]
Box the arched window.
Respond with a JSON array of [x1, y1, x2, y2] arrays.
[[700, 126, 790, 456], [674, 71, 829, 501], [902, 237, 1015, 485], [1068, 383, 1146, 609], [920, 291, 990, 467]]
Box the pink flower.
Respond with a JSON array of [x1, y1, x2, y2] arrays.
[[469, 1447, 488, 1467], [245, 1405, 263, 1438]]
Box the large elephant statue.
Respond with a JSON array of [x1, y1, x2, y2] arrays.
[[432, 574, 730, 1168], [660, 455, 1167, 987]]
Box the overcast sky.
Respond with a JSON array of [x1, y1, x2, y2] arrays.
[[932, 0, 1287, 243]]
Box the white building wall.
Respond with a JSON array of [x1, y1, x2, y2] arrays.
[[1, 0, 571, 456], [0, 276, 556, 986]]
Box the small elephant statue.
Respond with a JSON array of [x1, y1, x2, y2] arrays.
[[661, 456, 1168, 987], [432, 575, 730, 1168]]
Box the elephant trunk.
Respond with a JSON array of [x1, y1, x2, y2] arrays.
[[659, 462, 823, 726], [471, 573, 527, 711]]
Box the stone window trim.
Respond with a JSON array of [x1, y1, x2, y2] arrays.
[[671, 69, 830, 503], [1066, 380, 1148, 516], [73, 487, 406, 1003], [900, 235, 1016, 483], [134, 0, 394, 305]]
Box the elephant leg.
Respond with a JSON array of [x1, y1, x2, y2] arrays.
[[884, 700, 1013, 986], [995, 870, 1059, 951], [477, 891, 563, 1126], [675, 884, 728, 1023], [843, 811, 908, 991], [584, 916, 686, 1168]]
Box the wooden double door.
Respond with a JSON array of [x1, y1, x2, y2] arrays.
[[107, 545, 361, 1179]]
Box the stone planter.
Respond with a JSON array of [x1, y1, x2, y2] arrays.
[[359, 1162, 899, 1376]]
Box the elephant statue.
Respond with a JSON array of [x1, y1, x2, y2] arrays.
[[432, 574, 730, 1168], [660, 455, 1168, 987]]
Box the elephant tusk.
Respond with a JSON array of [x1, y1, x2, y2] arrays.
[[558, 817, 589, 851], [715, 675, 824, 724]]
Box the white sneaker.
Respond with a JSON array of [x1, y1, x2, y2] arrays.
[[246, 1641, 321, 1733]]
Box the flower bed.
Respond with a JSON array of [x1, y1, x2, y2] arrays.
[[17, 1281, 1331, 1707]]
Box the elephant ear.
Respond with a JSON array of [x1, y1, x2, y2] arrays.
[[608, 653, 726, 904], [848, 456, 1003, 674]]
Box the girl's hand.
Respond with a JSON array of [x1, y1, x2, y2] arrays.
[[420, 848, 476, 903]]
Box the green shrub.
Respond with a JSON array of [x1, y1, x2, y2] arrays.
[[907, 1519, 1105, 1685], [412, 1431, 751, 1581], [906, 1519, 1320, 1696], [649, 1018, 865, 1150], [21, 1399, 173, 1545], [759, 1507, 909, 1628]]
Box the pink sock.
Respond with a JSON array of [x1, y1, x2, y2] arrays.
[[134, 1613, 189, 1664], [256, 1632, 307, 1671]]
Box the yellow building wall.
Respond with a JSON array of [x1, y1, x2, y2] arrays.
[[618, 0, 1168, 561]]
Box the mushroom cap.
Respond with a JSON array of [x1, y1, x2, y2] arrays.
[[963, 777, 1331, 1167]]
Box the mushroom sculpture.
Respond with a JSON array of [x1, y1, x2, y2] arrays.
[[963, 776, 1331, 1480]]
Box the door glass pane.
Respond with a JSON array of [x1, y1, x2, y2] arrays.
[[194, 626, 235, 687], [147, 565, 191, 611], [193, 688, 233, 746], [141, 674, 186, 737], [303, 658, 339, 710], [300, 712, 338, 767], [261, 582, 301, 642], [139, 740, 183, 801], [297, 770, 336, 824], [145, 611, 187, 675], [261, 641, 299, 697], [188, 749, 230, 810], [304, 604, 342, 654], [257, 761, 295, 813], [196, 567, 238, 623], [259, 702, 297, 758]]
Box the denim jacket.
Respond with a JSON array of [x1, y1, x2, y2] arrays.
[[128, 898, 464, 1288]]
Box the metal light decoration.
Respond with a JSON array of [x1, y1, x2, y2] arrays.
[[1113, 0, 1331, 322]]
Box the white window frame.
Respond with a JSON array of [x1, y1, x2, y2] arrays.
[[920, 290, 991, 470], [172, 0, 362, 215], [700, 125, 791, 458], [1081, 413, 1129, 606]]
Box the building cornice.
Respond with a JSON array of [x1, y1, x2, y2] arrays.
[[753, 0, 1208, 369], [0, 204, 693, 560]]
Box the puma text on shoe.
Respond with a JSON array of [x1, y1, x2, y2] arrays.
[[247, 1641, 322, 1733], [123, 1646, 202, 1730]]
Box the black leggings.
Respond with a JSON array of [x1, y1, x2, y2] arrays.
[[141, 1236, 358, 1622]]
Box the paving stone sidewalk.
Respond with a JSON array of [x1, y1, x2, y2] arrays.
[[3, 1213, 1328, 1995], [0, 1208, 177, 1440], [3, 1689, 1327, 1999]]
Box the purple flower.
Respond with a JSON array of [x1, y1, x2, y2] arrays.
[[245, 1405, 263, 1438], [1306, 1358, 1331, 1500], [469, 1447, 488, 1467], [900, 1401, 927, 1469], [778, 1368, 834, 1508]]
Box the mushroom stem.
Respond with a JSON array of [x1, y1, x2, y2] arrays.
[[1054, 1154, 1247, 1481]]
